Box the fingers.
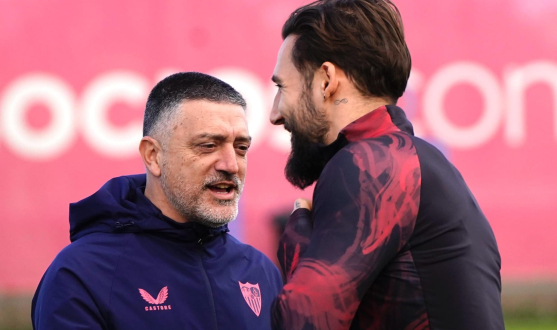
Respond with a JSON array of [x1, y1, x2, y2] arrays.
[[292, 198, 312, 213]]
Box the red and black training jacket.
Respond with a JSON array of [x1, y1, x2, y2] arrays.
[[272, 105, 504, 330]]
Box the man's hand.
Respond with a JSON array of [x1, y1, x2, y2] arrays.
[[278, 198, 313, 281], [293, 198, 312, 213]]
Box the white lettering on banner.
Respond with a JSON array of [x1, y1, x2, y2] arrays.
[[504, 61, 557, 147], [81, 71, 149, 158], [210, 68, 267, 150], [423, 62, 504, 149], [0, 74, 76, 160], [0, 61, 556, 161]]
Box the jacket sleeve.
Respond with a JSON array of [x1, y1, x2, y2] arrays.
[[32, 265, 107, 330], [271, 138, 421, 330], [277, 208, 313, 281]]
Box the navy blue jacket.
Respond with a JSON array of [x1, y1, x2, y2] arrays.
[[32, 175, 283, 330]]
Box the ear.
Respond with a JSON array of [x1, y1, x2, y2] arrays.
[[320, 62, 339, 100], [139, 136, 162, 177]]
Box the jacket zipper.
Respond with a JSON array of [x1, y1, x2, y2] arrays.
[[197, 248, 219, 330]]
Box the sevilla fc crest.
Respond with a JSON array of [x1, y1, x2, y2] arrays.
[[239, 281, 261, 317]]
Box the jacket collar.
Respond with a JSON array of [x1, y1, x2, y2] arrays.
[[316, 105, 414, 163], [69, 174, 229, 244]]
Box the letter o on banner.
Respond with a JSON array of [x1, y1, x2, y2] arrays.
[[81, 71, 149, 158], [423, 62, 503, 149], [0, 74, 76, 160], [210, 68, 266, 149]]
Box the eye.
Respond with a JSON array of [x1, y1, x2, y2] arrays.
[[236, 144, 250, 155], [199, 143, 216, 150]]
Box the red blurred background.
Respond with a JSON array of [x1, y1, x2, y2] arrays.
[[1, 0, 556, 295]]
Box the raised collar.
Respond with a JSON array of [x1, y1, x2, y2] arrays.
[[69, 174, 230, 244], [316, 105, 414, 163]]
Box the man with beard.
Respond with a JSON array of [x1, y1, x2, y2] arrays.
[[269, 1, 504, 330], [32, 72, 282, 330]]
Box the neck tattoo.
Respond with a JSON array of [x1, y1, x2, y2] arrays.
[[334, 98, 348, 105]]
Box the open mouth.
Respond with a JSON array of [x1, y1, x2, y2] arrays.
[[207, 182, 236, 195]]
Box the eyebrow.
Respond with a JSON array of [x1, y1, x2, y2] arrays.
[[194, 133, 252, 143], [271, 75, 283, 85]]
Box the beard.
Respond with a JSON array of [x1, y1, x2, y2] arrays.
[[160, 166, 243, 228], [284, 88, 330, 190]]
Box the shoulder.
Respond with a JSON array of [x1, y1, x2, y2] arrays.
[[36, 233, 134, 309], [44, 232, 132, 290], [32, 234, 130, 328], [331, 132, 416, 169], [314, 132, 421, 210], [56, 233, 128, 266], [319, 132, 418, 182]]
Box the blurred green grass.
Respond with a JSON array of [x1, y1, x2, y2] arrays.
[[506, 318, 557, 330], [1, 318, 556, 330], [1, 317, 556, 330]]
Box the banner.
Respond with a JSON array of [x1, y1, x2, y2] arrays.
[[1, 0, 556, 292]]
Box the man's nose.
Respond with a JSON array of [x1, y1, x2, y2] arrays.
[[215, 145, 239, 174], [270, 91, 284, 125]]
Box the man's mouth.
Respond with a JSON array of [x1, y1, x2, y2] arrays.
[[207, 182, 236, 195]]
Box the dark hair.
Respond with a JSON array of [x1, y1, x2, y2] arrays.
[[282, 0, 411, 102], [143, 72, 246, 136]]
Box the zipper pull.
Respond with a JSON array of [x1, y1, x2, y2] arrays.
[[114, 222, 135, 231], [197, 234, 215, 245]]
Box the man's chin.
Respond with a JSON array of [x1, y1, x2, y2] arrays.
[[200, 218, 235, 228], [285, 168, 320, 190], [285, 146, 326, 190], [195, 200, 238, 226]]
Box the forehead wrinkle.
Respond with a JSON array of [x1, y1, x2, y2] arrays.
[[192, 127, 249, 143], [177, 102, 249, 141], [193, 133, 228, 141]]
